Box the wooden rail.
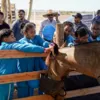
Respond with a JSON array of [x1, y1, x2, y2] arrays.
[[0, 71, 47, 84], [0, 50, 48, 58]]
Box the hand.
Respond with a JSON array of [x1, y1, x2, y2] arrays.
[[55, 14, 59, 20], [44, 48, 52, 53], [54, 13, 60, 23], [44, 43, 55, 53]]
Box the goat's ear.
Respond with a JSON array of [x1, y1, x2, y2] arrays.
[[45, 53, 51, 67]]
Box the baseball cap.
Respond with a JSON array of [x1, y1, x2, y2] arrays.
[[73, 13, 82, 19]]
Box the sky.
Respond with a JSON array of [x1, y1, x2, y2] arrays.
[[4, 0, 100, 11]]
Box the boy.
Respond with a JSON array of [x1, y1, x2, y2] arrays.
[[68, 27, 93, 46]]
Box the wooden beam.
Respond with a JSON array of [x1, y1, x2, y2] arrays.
[[0, 70, 47, 84], [14, 86, 100, 100], [0, 50, 48, 58], [64, 86, 100, 99], [14, 95, 54, 100]]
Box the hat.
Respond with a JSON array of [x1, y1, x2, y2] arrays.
[[73, 13, 82, 19], [43, 10, 60, 17]]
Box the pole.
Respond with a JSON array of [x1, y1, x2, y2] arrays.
[[27, 0, 33, 21], [56, 23, 64, 47]]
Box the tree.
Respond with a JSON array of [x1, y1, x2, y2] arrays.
[[27, 0, 33, 21]]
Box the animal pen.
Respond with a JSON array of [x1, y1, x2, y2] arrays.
[[0, 0, 100, 100]]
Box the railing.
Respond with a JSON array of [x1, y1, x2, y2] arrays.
[[0, 50, 99, 100]]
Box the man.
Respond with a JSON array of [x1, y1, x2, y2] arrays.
[[0, 12, 10, 30], [91, 20, 100, 41], [39, 10, 60, 36], [92, 10, 100, 24], [12, 10, 29, 41], [73, 13, 88, 32]]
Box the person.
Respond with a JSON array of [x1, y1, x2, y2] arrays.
[[92, 10, 100, 24], [91, 20, 100, 41], [73, 13, 88, 32], [68, 27, 93, 46], [0, 29, 52, 100], [75, 27, 93, 44], [12, 10, 29, 41], [18, 23, 51, 98], [0, 11, 10, 30], [64, 22, 75, 46], [39, 10, 60, 36]]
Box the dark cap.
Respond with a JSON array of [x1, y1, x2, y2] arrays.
[[97, 10, 100, 15], [73, 13, 82, 19]]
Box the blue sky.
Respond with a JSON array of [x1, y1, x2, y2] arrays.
[[10, 0, 100, 11]]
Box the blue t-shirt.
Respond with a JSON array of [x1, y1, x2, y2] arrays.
[[65, 35, 75, 44]]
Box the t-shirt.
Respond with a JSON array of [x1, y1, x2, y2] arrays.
[[65, 35, 75, 45], [12, 19, 29, 41], [0, 22, 10, 30]]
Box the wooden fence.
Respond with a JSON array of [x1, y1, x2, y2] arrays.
[[0, 50, 100, 100]]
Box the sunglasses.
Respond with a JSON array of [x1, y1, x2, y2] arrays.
[[48, 14, 53, 16]]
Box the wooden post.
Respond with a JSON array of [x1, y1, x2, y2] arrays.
[[1, 0, 7, 21], [56, 23, 64, 47], [7, 0, 12, 24], [27, 0, 33, 21]]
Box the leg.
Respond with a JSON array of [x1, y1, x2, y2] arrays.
[[17, 81, 29, 98]]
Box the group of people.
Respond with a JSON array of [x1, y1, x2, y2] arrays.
[[0, 8, 100, 100], [0, 10, 55, 100], [63, 11, 100, 47]]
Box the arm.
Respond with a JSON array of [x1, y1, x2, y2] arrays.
[[10, 42, 45, 53], [37, 35, 50, 48], [55, 14, 60, 23], [12, 21, 17, 36]]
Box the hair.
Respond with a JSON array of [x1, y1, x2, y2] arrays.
[[75, 27, 88, 38], [0, 29, 13, 45], [0, 11, 4, 16], [18, 9, 25, 14], [63, 21, 73, 27], [23, 22, 36, 33], [92, 20, 100, 25]]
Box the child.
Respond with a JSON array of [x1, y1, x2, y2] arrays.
[[18, 23, 52, 97], [0, 29, 52, 100], [68, 27, 93, 46], [61, 22, 75, 47]]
